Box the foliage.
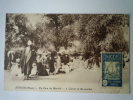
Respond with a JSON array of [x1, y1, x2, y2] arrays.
[[5, 14, 129, 61]]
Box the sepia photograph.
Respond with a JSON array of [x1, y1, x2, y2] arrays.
[[4, 14, 130, 93]]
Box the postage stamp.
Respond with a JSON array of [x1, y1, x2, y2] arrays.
[[102, 52, 123, 87]]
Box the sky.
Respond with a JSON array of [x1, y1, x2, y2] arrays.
[[25, 14, 42, 28]]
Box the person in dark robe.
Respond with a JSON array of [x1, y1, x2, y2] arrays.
[[4, 49, 8, 70], [36, 53, 48, 76], [21, 40, 35, 80], [47, 52, 56, 74], [61, 54, 69, 65]]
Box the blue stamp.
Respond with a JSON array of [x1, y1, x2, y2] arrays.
[[102, 53, 122, 87]]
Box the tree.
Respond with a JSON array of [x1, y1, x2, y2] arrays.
[[5, 14, 129, 67]]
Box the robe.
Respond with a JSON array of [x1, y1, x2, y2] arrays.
[[21, 46, 32, 75]]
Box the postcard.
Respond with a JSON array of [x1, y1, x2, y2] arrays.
[[4, 14, 130, 93]]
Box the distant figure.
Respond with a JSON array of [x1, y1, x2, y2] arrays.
[[61, 54, 69, 65], [48, 52, 55, 74], [123, 51, 129, 68], [7, 50, 15, 70], [36, 53, 49, 76], [11, 58, 22, 78], [54, 53, 61, 74], [30, 62, 38, 76]]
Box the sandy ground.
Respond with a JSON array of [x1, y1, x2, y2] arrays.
[[4, 62, 129, 93]]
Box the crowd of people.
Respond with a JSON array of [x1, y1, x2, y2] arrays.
[[5, 40, 129, 80], [5, 40, 89, 80]]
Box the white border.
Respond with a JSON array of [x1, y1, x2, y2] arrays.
[[0, 0, 133, 100]]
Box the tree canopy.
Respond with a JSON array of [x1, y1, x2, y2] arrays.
[[5, 14, 129, 59]]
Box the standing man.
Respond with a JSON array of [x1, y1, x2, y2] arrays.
[[21, 40, 33, 80], [48, 51, 55, 74]]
